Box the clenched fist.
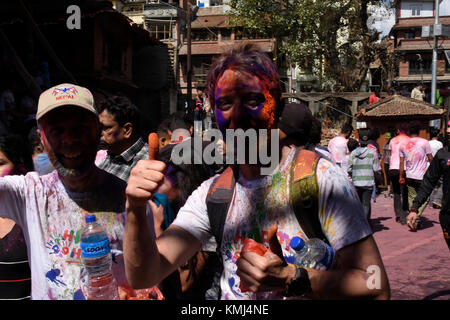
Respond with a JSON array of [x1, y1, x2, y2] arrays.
[[125, 159, 166, 209]]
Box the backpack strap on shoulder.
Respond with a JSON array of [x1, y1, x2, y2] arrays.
[[290, 148, 329, 243], [206, 165, 238, 250]]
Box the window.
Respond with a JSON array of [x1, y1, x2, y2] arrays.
[[210, 0, 223, 6], [234, 28, 262, 40], [147, 22, 173, 40], [191, 29, 217, 41], [409, 59, 432, 75], [404, 31, 415, 39], [221, 29, 232, 41], [410, 5, 421, 16]]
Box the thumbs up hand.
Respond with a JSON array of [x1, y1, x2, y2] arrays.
[[126, 133, 166, 209]]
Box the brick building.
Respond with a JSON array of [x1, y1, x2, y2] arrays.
[[391, 0, 450, 91], [114, 0, 276, 113]]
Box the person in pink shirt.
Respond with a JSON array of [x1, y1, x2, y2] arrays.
[[328, 123, 353, 167], [388, 122, 410, 224], [399, 121, 433, 227]]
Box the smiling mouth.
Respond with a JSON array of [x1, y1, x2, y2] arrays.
[[60, 152, 83, 160]]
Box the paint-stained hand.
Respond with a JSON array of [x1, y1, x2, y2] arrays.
[[236, 225, 296, 293], [148, 132, 159, 161]]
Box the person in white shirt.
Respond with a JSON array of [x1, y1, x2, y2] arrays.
[[327, 123, 353, 167], [411, 84, 425, 101], [123, 43, 390, 300], [428, 128, 443, 157]]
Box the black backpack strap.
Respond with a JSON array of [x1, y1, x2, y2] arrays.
[[289, 148, 329, 244], [206, 165, 238, 250]]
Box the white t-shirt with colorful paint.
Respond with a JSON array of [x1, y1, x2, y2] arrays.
[[399, 137, 432, 180], [172, 148, 373, 300], [388, 134, 410, 170], [328, 136, 349, 165], [0, 170, 149, 300]]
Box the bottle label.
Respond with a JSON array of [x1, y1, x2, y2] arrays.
[[81, 239, 110, 258]]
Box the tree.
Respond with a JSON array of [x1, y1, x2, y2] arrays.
[[227, 0, 394, 92]]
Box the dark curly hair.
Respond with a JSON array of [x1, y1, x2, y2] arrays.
[[98, 95, 141, 135], [408, 120, 421, 135], [0, 134, 34, 175]]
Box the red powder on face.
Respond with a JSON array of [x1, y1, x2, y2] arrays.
[[261, 86, 276, 130]]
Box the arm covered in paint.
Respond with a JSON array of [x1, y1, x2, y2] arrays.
[[0, 175, 28, 227], [124, 159, 202, 289]]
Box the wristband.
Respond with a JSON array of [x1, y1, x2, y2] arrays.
[[282, 266, 312, 297], [410, 207, 418, 213]]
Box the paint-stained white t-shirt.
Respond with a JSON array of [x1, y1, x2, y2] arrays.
[[172, 148, 373, 300], [0, 170, 152, 300]]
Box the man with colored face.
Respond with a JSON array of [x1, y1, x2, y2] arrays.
[[124, 44, 390, 300], [0, 83, 154, 299], [97, 96, 148, 182]]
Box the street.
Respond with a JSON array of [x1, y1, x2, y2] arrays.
[[371, 194, 450, 300]]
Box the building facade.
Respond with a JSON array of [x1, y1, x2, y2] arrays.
[[391, 0, 450, 91], [114, 0, 276, 114]]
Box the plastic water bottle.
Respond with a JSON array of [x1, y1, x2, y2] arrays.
[[80, 214, 118, 300], [290, 236, 335, 270]]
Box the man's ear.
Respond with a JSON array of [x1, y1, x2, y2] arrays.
[[37, 127, 44, 146], [122, 122, 133, 139], [37, 127, 49, 152]]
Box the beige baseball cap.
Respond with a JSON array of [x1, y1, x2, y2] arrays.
[[36, 83, 97, 121]]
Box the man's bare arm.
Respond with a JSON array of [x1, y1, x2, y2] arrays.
[[123, 159, 202, 289], [307, 235, 390, 299], [399, 157, 405, 183], [124, 208, 201, 289]]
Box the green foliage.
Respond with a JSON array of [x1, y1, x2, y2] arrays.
[[227, 0, 394, 92]]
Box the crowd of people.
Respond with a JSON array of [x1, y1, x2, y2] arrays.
[[0, 43, 448, 301]]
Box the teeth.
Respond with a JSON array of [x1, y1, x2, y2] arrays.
[[63, 152, 81, 159]]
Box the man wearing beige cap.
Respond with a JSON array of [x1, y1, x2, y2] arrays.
[[0, 83, 154, 299]]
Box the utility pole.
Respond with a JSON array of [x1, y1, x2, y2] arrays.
[[186, 2, 192, 109], [431, 0, 439, 105]]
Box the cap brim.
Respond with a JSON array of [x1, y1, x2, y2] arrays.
[[36, 102, 97, 121]]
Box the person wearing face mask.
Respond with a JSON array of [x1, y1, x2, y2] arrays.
[[409, 122, 450, 249], [0, 134, 33, 300], [0, 83, 156, 300], [124, 43, 390, 300]]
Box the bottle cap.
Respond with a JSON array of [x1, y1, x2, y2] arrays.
[[290, 236, 305, 251], [85, 214, 97, 223]]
